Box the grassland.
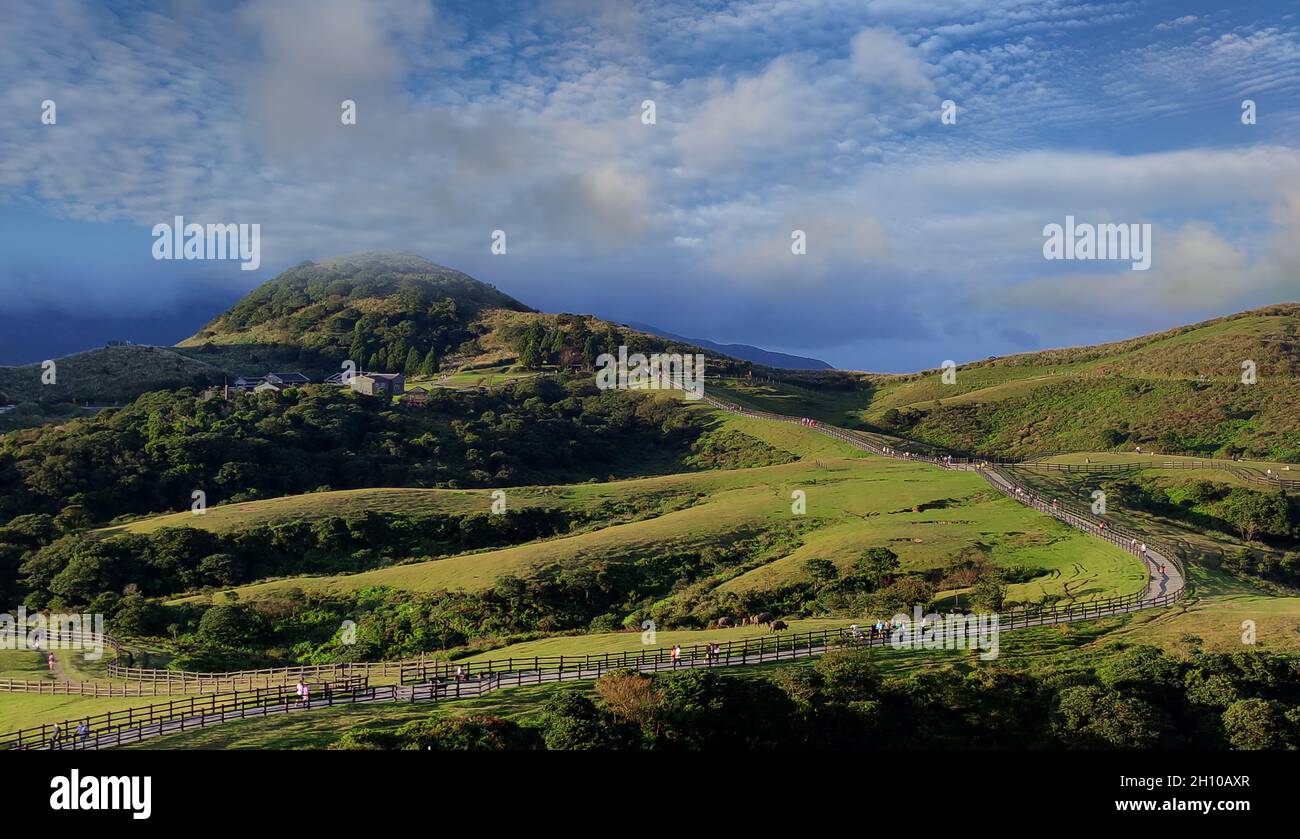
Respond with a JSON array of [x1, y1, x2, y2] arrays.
[[412, 363, 540, 391], [163, 406, 1141, 606], [0, 650, 48, 682]]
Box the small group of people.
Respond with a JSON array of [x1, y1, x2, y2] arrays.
[[48, 720, 91, 749], [847, 620, 903, 642], [294, 679, 311, 705]]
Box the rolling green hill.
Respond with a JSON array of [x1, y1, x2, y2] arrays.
[[163, 408, 1143, 611], [712, 303, 1300, 460]]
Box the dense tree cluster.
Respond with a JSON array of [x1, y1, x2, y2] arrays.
[[0, 380, 701, 528], [503, 315, 702, 371], [18, 507, 597, 608]]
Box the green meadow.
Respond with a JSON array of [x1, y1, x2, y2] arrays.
[[162, 407, 1141, 605]]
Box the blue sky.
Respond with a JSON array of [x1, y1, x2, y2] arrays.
[[1, 0, 1297, 369]]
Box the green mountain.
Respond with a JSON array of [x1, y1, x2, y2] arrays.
[[178, 251, 531, 375]]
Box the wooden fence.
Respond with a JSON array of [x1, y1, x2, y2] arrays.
[[0, 678, 233, 697], [105, 659, 406, 689], [1, 675, 371, 751], [1002, 458, 1300, 489]]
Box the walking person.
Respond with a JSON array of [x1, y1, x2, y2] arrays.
[[671, 644, 681, 668], [75, 721, 88, 747], [51, 723, 63, 749]]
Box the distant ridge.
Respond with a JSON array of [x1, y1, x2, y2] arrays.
[[628, 322, 833, 370]]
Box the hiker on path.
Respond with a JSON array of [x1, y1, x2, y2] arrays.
[[76, 722, 88, 746], [47, 652, 56, 672], [295, 679, 306, 705], [51, 723, 63, 749], [671, 645, 682, 667]]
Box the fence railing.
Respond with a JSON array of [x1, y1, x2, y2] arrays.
[[0, 678, 233, 697], [0, 675, 371, 751], [105, 659, 405, 687], [1000, 458, 1299, 488]]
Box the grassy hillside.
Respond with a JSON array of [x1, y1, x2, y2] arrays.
[[167, 408, 1142, 607], [0, 345, 226, 405], [712, 304, 1300, 460]]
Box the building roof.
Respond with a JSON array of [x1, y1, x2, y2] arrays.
[[266, 372, 311, 384]]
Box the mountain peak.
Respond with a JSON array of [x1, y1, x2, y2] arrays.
[[179, 253, 529, 349], [308, 251, 460, 274]]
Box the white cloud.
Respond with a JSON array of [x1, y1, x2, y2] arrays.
[[849, 26, 935, 95], [1155, 15, 1198, 31], [671, 57, 834, 170]]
